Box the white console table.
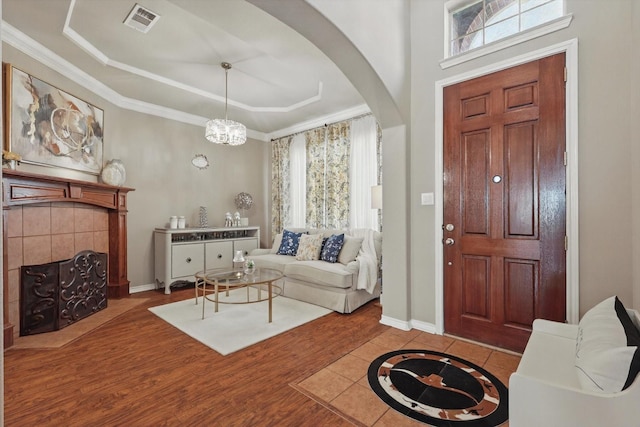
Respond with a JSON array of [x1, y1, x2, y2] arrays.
[[154, 226, 260, 294]]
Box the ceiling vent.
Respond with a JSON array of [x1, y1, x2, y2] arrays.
[[123, 3, 160, 33]]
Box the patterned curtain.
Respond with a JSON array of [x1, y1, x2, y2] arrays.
[[325, 122, 350, 229], [271, 136, 292, 233], [304, 122, 351, 229], [305, 128, 326, 228]]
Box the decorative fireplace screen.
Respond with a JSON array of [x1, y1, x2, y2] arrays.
[[20, 250, 108, 336]]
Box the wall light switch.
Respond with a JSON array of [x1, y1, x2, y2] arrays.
[[421, 192, 434, 205]]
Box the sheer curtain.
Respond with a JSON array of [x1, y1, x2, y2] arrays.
[[289, 133, 306, 227], [349, 115, 379, 230]]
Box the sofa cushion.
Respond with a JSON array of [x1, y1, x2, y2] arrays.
[[320, 233, 344, 263], [277, 229, 305, 256], [284, 260, 355, 289], [247, 254, 299, 273], [575, 296, 640, 392], [338, 235, 364, 265], [270, 233, 283, 254], [296, 233, 323, 261]]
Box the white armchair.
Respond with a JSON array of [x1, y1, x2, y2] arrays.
[[509, 310, 640, 427]]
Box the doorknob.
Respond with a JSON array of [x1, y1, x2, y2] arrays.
[[445, 224, 455, 232], [444, 238, 455, 246]]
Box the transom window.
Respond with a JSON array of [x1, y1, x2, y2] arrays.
[[448, 0, 564, 56]]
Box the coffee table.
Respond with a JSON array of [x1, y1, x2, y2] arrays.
[[194, 267, 283, 323]]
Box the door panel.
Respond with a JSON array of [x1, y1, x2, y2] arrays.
[[443, 53, 566, 353]]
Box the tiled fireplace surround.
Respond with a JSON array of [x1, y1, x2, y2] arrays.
[[6, 203, 110, 340], [2, 169, 133, 348]]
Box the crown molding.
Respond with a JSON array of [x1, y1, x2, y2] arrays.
[[61, 0, 323, 113], [1, 21, 361, 143], [1, 21, 270, 141], [266, 104, 371, 140]]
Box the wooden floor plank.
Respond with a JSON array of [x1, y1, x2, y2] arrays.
[[4, 289, 386, 426]]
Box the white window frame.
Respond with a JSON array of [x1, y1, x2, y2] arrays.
[[442, 0, 572, 69]]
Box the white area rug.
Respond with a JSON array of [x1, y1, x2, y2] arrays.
[[148, 288, 331, 355]]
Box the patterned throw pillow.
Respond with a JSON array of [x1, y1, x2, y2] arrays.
[[320, 233, 345, 263], [277, 229, 304, 256], [296, 233, 324, 261]]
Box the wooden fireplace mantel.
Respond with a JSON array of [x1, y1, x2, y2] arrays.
[[2, 169, 134, 348]]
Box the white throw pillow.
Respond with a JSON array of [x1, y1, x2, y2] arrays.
[[575, 296, 640, 392], [338, 236, 363, 265]]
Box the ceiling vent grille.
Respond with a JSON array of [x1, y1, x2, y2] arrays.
[[123, 3, 160, 33]]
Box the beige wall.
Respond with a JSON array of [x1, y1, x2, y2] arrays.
[[408, 0, 638, 320], [302, 0, 639, 327], [407, 0, 636, 319], [632, 0, 640, 311], [4, 0, 639, 324], [2, 45, 271, 289]]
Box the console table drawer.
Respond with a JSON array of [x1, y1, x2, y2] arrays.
[[171, 244, 205, 278], [205, 241, 233, 269], [233, 238, 259, 257]]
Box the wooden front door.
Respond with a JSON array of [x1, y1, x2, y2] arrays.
[[443, 53, 566, 353]]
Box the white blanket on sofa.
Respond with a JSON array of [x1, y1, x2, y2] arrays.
[[349, 228, 378, 294]]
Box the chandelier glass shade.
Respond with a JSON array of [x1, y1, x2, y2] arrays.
[[205, 62, 246, 146], [205, 118, 246, 145]]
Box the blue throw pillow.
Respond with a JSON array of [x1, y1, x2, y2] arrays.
[[320, 233, 344, 263], [277, 229, 304, 256]]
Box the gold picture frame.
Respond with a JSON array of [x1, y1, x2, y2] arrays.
[[3, 63, 104, 175]]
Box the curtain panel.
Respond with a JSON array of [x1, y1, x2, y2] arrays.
[[271, 136, 292, 233], [324, 122, 351, 229], [271, 114, 380, 233], [304, 127, 327, 229]]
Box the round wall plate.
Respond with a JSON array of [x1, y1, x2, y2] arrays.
[[191, 154, 209, 170]]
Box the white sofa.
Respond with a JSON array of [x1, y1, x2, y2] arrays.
[[509, 297, 640, 427], [247, 228, 381, 313]]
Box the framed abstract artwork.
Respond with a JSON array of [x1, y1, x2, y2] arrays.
[[3, 63, 104, 174]]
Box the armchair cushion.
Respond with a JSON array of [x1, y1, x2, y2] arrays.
[[575, 296, 640, 392]]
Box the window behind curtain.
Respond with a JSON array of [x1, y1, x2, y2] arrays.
[[271, 115, 380, 233]]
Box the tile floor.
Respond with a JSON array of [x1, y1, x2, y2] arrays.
[[295, 327, 520, 426]]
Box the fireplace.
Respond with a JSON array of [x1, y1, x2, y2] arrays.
[[2, 170, 133, 348], [20, 250, 108, 336]]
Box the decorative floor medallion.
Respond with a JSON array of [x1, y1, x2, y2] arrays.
[[368, 350, 508, 426]]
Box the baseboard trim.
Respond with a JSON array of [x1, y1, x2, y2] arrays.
[[379, 315, 411, 331], [410, 319, 437, 334], [130, 283, 156, 294], [380, 315, 439, 335]]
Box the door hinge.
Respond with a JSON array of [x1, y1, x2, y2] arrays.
[[564, 67, 567, 82], [563, 151, 568, 166], [565, 235, 568, 251]]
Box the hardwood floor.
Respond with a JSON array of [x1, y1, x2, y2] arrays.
[[5, 289, 521, 426], [4, 289, 388, 426]]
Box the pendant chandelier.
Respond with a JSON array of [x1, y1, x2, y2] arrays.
[[205, 62, 246, 145]]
